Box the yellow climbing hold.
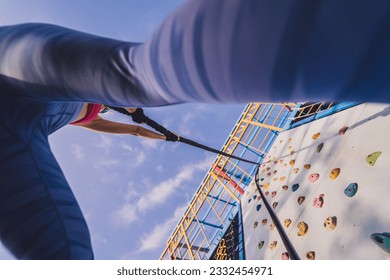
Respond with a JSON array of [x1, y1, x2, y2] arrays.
[[330, 168, 340, 180], [289, 159, 295, 166], [263, 182, 270, 190], [366, 151, 382, 166]]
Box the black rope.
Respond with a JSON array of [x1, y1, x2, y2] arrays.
[[254, 166, 300, 260], [107, 106, 259, 165]]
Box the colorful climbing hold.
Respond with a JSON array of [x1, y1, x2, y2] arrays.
[[265, 191, 269, 196], [304, 164, 311, 169], [297, 221, 309, 236], [290, 150, 296, 155], [253, 195, 257, 200], [273, 177, 279, 182], [264, 183, 270, 190], [280, 176, 286, 182], [271, 191, 277, 198], [288, 138, 292, 143], [298, 196, 305, 205], [313, 194, 324, 208], [254, 221, 258, 229], [339, 126, 348, 135], [366, 151, 382, 166], [292, 183, 300, 192], [260, 178, 265, 181], [317, 143, 324, 153], [282, 252, 290, 260], [267, 172, 271, 177], [269, 241, 277, 250], [284, 219, 292, 228], [330, 168, 340, 180], [289, 159, 295, 166], [256, 204, 262, 211], [273, 170, 278, 174], [370, 233, 390, 254], [257, 196, 262, 201], [262, 219, 268, 226], [344, 183, 358, 197], [248, 199, 252, 203], [258, 241, 265, 250], [312, 133, 320, 140], [306, 251, 315, 260], [293, 168, 299, 174], [282, 185, 289, 191], [272, 202, 278, 209], [309, 173, 320, 183], [270, 223, 275, 231], [324, 216, 337, 231]]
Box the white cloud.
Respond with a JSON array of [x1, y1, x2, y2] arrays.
[[179, 111, 197, 136], [121, 142, 133, 153], [93, 159, 120, 169], [96, 134, 114, 154], [71, 143, 84, 160], [135, 151, 147, 167], [112, 157, 213, 227], [136, 157, 212, 212], [140, 138, 160, 150], [114, 204, 138, 225], [137, 205, 188, 253]]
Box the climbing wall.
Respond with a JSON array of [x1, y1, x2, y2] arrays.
[[241, 103, 390, 260]]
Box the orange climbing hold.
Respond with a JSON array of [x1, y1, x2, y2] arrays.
[[304, 164, 311, 169], [289, 159, 295, 166], [312, 133, 320, 140], [297, 221, 309, 236], [306, 251, 315, 260], [269, 241, 277, 250], [284, 219, 292, 228]]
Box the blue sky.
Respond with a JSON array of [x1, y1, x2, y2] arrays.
[[0, 0, 246, 259]]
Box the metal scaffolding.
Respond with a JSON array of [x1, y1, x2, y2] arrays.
[[160, 102, 295, 260]]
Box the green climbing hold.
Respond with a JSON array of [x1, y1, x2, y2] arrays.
[[317, 143, 324, 153], [258, 241, 265, 250], [366, 151, 382, 166]]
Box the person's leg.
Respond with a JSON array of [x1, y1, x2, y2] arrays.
[[1, 0, 390, 107], [0, 95, 92, 259]]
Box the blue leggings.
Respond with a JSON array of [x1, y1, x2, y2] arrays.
[[0, 0, 389, 259]]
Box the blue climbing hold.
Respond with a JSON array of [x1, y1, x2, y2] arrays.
[[370, 232, 390, 254], [344, 183, 358, 197], [292, 183, 300, 192], [256, 204, 262, 211], [248, 199, 252, 203], [253, 195, 257, 200]]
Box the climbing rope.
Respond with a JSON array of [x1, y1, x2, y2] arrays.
[[108, 106, 259, 165], [254, 166, 300, 260]]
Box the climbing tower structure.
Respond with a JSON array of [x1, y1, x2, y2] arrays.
[[160, 102, 390, 260]]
